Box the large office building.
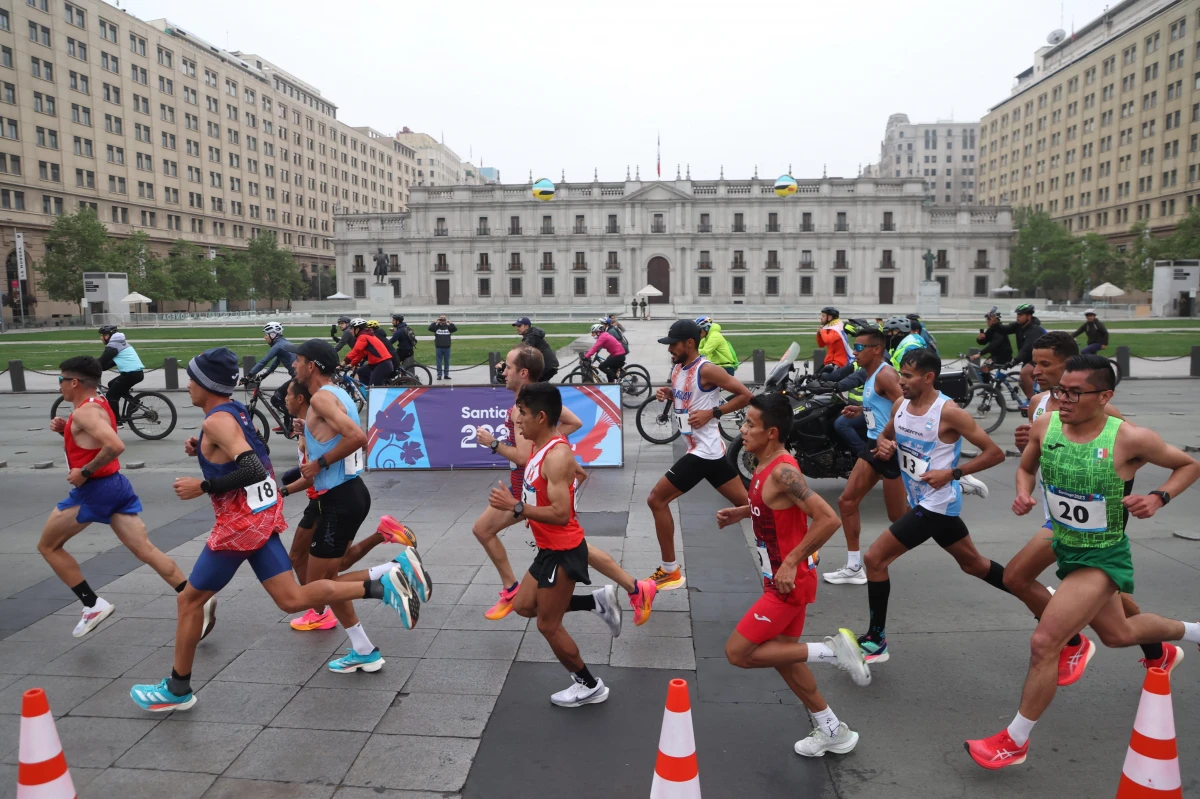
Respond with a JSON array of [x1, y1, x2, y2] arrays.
[[979, 0, 1200, 242], [395, 129, 483, 188], [333, 175, 1012, 307], [865, 113, 980, 204], [0, 0, 418, 321]]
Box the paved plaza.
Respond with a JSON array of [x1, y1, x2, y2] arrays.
[[0, 337, 1198, 796]]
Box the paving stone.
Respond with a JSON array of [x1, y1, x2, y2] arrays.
[[332, 790, 455, 799], [419, 564, 480, 585], [271, 686, 394, 732], [374, 691, 497, 738], [0, 716, 157, 768], [34, 643, 159, 678], [1, 613, 90, 645], [515, 631, 612, 666], [87, 617, 180, 647], [421, 581, 467, 607], [211, 648, 329, 685], [202, 778, 336, 798], [71, 675, 205, 719], [438, 602, 530, 632], [225, 727, 369, 784], [116, 718, 263, 773], [0, 640, 77, 674], [402, 658, 511, 696], [343, 734, 479, 793], [98, 572, 177, 595], [332, 628, 438, 659], [82, 767, 216, 799], [304, 656, 420, 692], [248, 622, 347, 655], [618, 610, 692, 637], [170, 681, 299, 726], [124, 639, 246, 683], [424, 630, 522, 661], [0, 674, 110, 716], [609, 634, 695, 670]]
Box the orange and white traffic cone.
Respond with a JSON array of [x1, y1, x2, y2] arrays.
[[17, 688, 76, 799], [1116, 666, 1181, 799], [650, 678, 700, 799]]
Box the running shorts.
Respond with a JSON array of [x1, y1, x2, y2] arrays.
[[1053, 537, 1134, 594], [665, 453, 739, 493], [857, 448, 902, 480], [299, 497, 322, 531], [735, 591, 812, 644], [312, 476, 371, 559], [890, 505, 969, 550], [190, 532, 292, 593], [57, 472, 143, 525], [528, 539, 591, 589]]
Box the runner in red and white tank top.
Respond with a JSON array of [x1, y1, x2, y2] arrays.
[[748, 451, 817, 605], [522, 434, 585, 550]]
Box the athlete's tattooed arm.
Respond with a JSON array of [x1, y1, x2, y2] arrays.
[[768, 463, 840, 594]]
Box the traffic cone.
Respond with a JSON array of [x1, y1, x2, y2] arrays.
[[650, 678, 700, 798], [17, 688, 76, 799], [1116, 667, 1181, 798]]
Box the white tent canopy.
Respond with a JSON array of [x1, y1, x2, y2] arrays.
[[120, 292, 153, 304], [1088, 282, 1125, 298], [326, 291, 352, 300], [990, 285, 1018, 295], [635, 284, 663, 297]]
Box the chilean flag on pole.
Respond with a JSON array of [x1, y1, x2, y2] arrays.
[[657, 133, 661, 178]]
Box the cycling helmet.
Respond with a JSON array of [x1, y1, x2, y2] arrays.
[[391, 313, 404, 323], [366, 320, 381, 330], [349, 318, 368, 329], [262, 322, 284, 339], [694, 316, 712, 331], [98, 324, 119, 335], [1014, 303, 1035, 315], [337, 315, 351, 324], [820, 306, 839, 318], [882, 316, 911, 333], [985, 306, 1001, 319], [590, 323, 605, 335], [843, 318, 877, 337]]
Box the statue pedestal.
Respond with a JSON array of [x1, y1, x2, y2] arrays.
[[916, 280, 941, 318], [367, 283, 394, 317]]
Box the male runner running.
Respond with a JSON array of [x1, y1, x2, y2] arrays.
[[488, 383, 613, 706], [648, 319, 753, 589], [966, 354, 1200, 769], [473, 345, 656, 628], [822, 325, 908, 585], [718, 393, 871, 757], [40, 356, 215, 639], [130, 347, 417, 712], [1002, 332, 1173, 684], [854, 348, 1009, 663]]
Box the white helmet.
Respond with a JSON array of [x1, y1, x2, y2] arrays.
[[350, 318, 367, 329], [262, 322, 284, 339], [590, 323, 605, 335]]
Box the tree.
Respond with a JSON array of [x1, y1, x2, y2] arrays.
[[1123, 220, 1165, 291], [214, 247, 253, 304], [247, 233, 303, 310], [1161, 205, 1200, 260], [1073, 233, 1126, 295], [38, 206, 111, 304], [108, 231, 174, 305], [166, 240, 218, 311], [1006, 208, 1079, 295]]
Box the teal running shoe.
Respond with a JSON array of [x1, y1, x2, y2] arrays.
[[381, 566, 419, 629], [393, 548, 433, 603], [857, 634, 889, 664], [328, 647, 384, 673], [130, 679, 196, 712]]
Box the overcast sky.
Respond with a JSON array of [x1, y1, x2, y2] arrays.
[[124, 0, 1112, 184]]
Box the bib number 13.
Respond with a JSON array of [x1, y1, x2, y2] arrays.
[[899, 451, 928, 479]]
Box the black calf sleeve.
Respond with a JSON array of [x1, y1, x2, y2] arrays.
[[984, 560, 1011, 594]]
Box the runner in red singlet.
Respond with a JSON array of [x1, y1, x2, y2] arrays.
[[717, 393, 871, 757]]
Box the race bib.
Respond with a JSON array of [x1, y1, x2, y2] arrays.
[[898, 448, 930, 479], [521, 481, 535, 507], [756, 544, 773, 579], [1047, 485, 1107, 532], [344, 448, 364, 476], [676, 409, 692, 434], [244, 477, 278, 514], [864, 408, 877, 431], [807, 550, 820, 570]]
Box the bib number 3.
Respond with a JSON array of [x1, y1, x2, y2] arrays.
[[245, 477, 278, 514]]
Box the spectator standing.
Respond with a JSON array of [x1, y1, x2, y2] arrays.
[[428, 315, 457, 380], [639, 297, 648, 321], [631, 298, 640, 319]]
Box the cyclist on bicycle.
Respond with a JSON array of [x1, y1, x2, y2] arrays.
[[97, 325, 145, 420], [343, 318, 396, 386], [389, 314, 418, 370], [883, 316, 924, 370], [997, 303, 1046, 403], [817, 307, 854, 368], [970, 307, 1013, 376], [366, 320, 400, 370], [696, 317, 739, 376], [584, 322, 626, 382], [907, 313, 938, 356], [598, 315, 631, 352], [331, 315, 355, 354], [247, 323, 297, 424]]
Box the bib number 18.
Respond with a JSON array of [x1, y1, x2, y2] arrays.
[[245, 477, 278, 513]]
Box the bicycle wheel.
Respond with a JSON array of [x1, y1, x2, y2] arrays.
[[126, 391, 178, 440], [719, 406, 747, 441], [624, 363, 652, 386], [560, 367, 586, 384], [618, 371, 650, 409], [410, 363, 434, 385], [635, 395, 679, 444], [965, 385, 1006, 434], [727, 435, 756, 487], [50, 395, 70, 421], [251, 407, 271, 447]]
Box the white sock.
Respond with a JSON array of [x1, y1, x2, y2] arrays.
[[1007, 712, 1036, 747], [805, 642, 839, 664], [368, 562, 394, 580], [661, 560, 678, 573], [847, 551, 862, 570], [811, 706, 840, 737], [1180, 621, 1200, 644], [345, 622, 374, 656]]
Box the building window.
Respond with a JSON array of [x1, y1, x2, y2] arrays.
[[478, 277, 491, 297], [510, 277, 522, 297], [574, 276, 586, 296], [606, 276, 619, 296], [541, 276, 554, 296], [732, 276, 745, 296], [353, 279, 366, 298], [800, 275, 813, 296], [974, 275, 989, 297], [834, 275, 847, 296], [390, 278, 401, 298], [698, 276, 711, 296], [936, 276, 949, 296], [766, 275, 779, 296]]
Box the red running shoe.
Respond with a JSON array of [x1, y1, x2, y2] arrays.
[[376, 515, 418, 547], [1057, 634, 1094, 687], [965, 729, 1028, 770], [1140, 644, 1184, 674]]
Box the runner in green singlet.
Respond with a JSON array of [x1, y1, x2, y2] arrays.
[[965, 354, 1200, 771]]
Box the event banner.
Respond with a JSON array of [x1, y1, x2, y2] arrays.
[[366, 385, 623, 470]]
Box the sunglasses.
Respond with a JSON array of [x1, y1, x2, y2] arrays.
[[1049, 385, 1107, 403], [57, 375, 78, 384], [852, 343, 881, 352]]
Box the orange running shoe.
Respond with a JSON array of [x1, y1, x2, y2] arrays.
[[377, 515, 417, 547], [630, 579, 657, 626], [649, 566, 685, 591], [484, 583, 520, 620], [290, 607, 337, 631]]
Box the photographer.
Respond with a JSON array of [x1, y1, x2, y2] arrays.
[[428, 314, 458, 380]]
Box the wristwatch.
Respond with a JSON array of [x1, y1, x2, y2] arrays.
[[512, 501, 524, 519], [1149, 490, 1171, 506], [317, 455, 329, 469], [280, 485, 290, 498], [712, 407, 724, 419], [951, 467, 964, 480], [80, 467, 93, 480], [489, 439, 500, 454], [200, 480, 212, 494]]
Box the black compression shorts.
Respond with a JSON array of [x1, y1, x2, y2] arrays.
[[665, 453, 739, 493], [312, 476, 371, 559], [889, 505, 970, 550], [528, 539, 591, 589]]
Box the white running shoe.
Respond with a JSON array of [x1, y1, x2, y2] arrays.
[[825, 628, 872, 687], [592, 585, 622, 638], [72, 597, 115, 638], [551, 677, 609, 707], [200, 596, 217, 640], [794, 722, 859, 757], [960, 474, 989, 498], [822, 565, 867, 585]]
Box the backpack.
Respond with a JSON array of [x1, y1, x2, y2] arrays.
[[608, 324, 630, 353]]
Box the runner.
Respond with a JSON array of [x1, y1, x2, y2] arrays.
[[487, 383, 612, 706], [39, 356, 215, 639], [278, 378, 417, 632], [130, 347, 418, 712], [966, 354, 1200, 769], [821, 324, 909, 586], [1002, 332, 1174, 683], [473, 345, 656, 629], [718, 393, 871, 757], [853, 348, 1009, 663], [647, 319, 753, 590]]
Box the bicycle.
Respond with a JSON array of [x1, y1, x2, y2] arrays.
[[717, 385, 762, 441], [560, 356, 652, 409], [956, 355, 1019, 434], [240, 377, 299, 449], [406, 362, 434, 385], [335, 367, 371, 413], [385, 362, 426, 388], [51, 383, 177, 440], [634, 393, 679, 445]]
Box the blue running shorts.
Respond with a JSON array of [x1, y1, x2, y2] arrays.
[[189, 533, 292, 593], [56, 472, 143, 525]]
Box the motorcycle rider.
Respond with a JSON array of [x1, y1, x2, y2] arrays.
[[331, 315, 355, 354], [907, 314, 938, 356], [970, 307, 1013, 376], [816, 307, 854, 369], [884, 317, 924, 371]]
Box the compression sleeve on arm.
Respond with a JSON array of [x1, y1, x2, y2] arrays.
[[203, 450, 269, 494]]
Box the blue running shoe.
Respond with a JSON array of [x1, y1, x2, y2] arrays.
[[328, 647, 384, 673], [130, 679, 196, 712], [857, 635, 889, 664], [381, 565, 420, 629], [393, 548, 433, 603]]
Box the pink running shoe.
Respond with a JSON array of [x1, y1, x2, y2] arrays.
[[630, 579, 658, 626], [290, 607, 337, 631], [484, 583, 520, 620], [377, 515, 417, 547]]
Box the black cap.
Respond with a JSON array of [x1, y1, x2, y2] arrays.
[[658, 319, 702, 345], [512, 316, 531, 326], [286, 339, 338, 373]]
